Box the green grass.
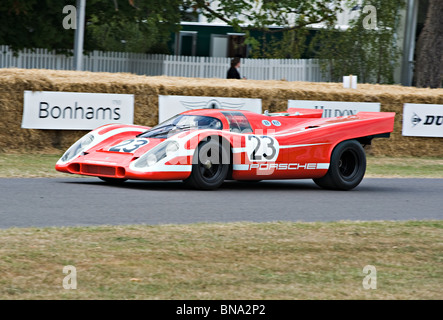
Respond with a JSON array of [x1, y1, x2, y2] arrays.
[[0, 153, 441, 299], [366, 156, 443, 178], [0, 153, 67, 178], [0, 153, 442, 178], [0, 221, 441, 300]]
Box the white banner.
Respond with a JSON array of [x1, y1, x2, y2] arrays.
[[402, 103, 443, 137], [159, 95, 262, 123], [287, 100, 380, 118], [22, 91, 134, 130]]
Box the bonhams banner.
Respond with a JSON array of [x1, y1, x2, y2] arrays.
[[402, 103, 443, 138], [22, 91, 134, 130], [287, 100, 380, 118], [159, 95, 262, 123]]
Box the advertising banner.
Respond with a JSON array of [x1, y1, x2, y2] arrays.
[[287, 100, 380, 118], [159, 95, 262, 123], [402, 103, 443, 137], [22, 91, 134, 130]]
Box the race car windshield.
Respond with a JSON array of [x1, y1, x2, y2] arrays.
[[139, 115, 223, 139]]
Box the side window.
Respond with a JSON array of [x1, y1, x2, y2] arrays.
[[221, 111, 253, 133]]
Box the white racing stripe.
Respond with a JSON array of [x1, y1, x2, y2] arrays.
[[146, 165, 192, 172], [278, 143, 329, 149], [232, 143, 329, 154], [233, 163, 330, 171], [233, 164, 249, 170], [232, 147, 247, 153]]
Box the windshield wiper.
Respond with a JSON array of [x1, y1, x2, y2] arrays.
[[175, 124, 193, 130], [137, 124, 176, 137], [138, 124, 194, 138]]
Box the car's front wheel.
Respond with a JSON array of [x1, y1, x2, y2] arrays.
[[313, 139, 366, 190], [184, 138, 230, 190]]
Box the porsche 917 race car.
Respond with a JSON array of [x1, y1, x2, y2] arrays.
[[56, 107, 395, 190]]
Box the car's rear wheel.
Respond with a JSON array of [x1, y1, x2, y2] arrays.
[[184, 138, 229, 190], [99, 177, 128, 184], [313, 139, 366, 190]]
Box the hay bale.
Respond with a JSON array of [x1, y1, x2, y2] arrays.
[[0, 68, 442, 156]]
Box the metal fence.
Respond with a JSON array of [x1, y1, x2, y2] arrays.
[[0, 45, 328, 82]]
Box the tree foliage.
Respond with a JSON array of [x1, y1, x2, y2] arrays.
[[0, 0, 73, 52], [189, 0, 344, 31], [311, 0, 405, 84], [187, 0, 348, 58], [87, 0, 181, 53], [0, 0, 182, 54]]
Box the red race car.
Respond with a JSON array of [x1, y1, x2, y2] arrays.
[[56, 107, 395, 190]]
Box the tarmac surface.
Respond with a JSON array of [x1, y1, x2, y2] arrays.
[[1, 178, 442, 228]]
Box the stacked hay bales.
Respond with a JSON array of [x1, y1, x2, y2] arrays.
[[0, 68, 442, 156]]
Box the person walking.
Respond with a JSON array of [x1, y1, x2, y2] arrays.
[[227, 57, 245, 79]]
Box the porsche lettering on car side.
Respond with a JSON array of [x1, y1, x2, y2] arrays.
[[56, 108, 395, 190]]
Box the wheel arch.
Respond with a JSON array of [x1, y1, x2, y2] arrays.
[[326, 133, 387, 161]]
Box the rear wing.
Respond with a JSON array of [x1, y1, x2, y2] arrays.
[[285, 108, 324, 118]]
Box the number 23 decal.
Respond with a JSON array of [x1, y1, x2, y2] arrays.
[[246, 135, 279, 161], [109, 138, 149, 153]]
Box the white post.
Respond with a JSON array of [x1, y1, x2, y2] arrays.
[[401, 0, 418, 86], [73, 0, 86, 71], [163, 56, 168, 76], [268, 60, 273, 80]]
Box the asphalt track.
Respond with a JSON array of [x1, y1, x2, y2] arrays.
[[0, 178, 442, 228]]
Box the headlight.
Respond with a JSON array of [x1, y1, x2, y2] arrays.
[[146, 153, 157, 167], [80, 134, 94, 147], [165, 141, 179, 156], [133, 140, 179, 169], [60, 133, 95, 163]]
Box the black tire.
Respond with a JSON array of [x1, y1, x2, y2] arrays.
[[313, 140, 366, 190], [184, 138, 230, 190], [99, 177, 128, 184]]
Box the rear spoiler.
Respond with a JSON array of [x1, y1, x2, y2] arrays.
[[287, 108, 323, 118]]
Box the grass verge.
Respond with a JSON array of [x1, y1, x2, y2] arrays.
[[366, 156, 443, 178], [0, 221, 442, 300], [0, 153, 442, 178], [1, 154, 441, 300]]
